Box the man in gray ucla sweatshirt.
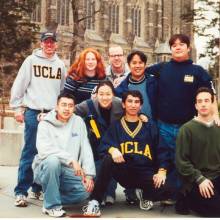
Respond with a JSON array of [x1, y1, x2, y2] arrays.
[[10, 31, 66, 207], [32, 92, 95, 217]]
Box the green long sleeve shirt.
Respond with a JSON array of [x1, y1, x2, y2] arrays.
[[176, 119, 220, 193]]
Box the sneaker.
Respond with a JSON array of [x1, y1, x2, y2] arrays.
[[105, 196, 115, 205], [14, 195, 28, 207], [125, 193, 138, 205], [136, 189, 154, 211], [42, 207, 66, 217], [161, 199, 176, 206], [82, 200, 101, 217], [29, 191, 43, 201]]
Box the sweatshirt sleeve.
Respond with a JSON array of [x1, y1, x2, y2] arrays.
[[176, 126, 204, 184], [114, 77, 129, 98], [75, 100, 89, 118], [145, 63, 163, 77], [36, 121, 73, 166], [63, 76, 78, 95], [9, 56, 32, 112], [78, 119, 96, 177], [98, 123, 119, 157]]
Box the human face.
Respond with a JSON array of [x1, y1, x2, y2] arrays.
[[41, 38, 57, 58], [85, 52, 97, 77], [171, 39, 190, 61], [97, 85, 114, 109], [195, 92, 213, 118], [109, 47, 124, 69], [56, 97, 75, 123], [128, 54, 146, 81], [122, 95, 142, 117]]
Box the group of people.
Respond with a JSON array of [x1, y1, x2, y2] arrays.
[[9, 31, 220, 217]]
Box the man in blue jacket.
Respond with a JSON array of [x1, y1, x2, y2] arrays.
[[115, 50, 158, 120]]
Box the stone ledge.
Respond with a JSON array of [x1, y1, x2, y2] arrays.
[[0, 130, 23, 166]]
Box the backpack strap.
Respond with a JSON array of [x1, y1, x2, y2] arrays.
[[86, 99, 98, 118]]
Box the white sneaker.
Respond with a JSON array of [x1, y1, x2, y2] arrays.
[[105, 196, 115, 205], [136, 189, 154, 211], [29, 191, 43, 201], [14, 195, 28, 207], [82, 200, 101, 217], [42, 207, 66, 217]]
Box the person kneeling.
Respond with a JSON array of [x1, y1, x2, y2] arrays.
[[32, 92, 95, 217], [176, 87, 220, 217], [82, 90, 174, 217]]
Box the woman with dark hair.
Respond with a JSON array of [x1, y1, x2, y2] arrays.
[[75, 81, 122, 205], [64, 48, 106, 104]]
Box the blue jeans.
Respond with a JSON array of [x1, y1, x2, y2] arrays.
[[34, 155, 89, 209], [95, 159, 117, 199], [14, 109, 41, 196], [157, 120, 182, 194]]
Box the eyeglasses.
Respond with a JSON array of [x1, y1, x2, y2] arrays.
[[109, 54, 124, 58]]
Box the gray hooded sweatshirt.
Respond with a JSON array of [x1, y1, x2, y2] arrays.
[[10, 49, 66, 113], [32, 110, 96, 177]]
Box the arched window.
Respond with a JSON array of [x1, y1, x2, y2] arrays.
[[131, 7, 141, 37], [84, 0, 95, 30], [57, 0, 70, 26], [109, 4, 119, 33], [32, 0, 41, 22]]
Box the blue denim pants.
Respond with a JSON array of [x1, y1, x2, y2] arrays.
[[34, 155, 89, 209], [14, 109, 41, 196], [157, 120, 182, 193]]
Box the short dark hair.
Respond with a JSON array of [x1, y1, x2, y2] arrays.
[[57, 91, 76, 104], [127, 50, 147, 65], [95, 80, 115, 95], [195, 87, 214, 103], [122, 90, 143, 105], [169, 34, 190, 48]]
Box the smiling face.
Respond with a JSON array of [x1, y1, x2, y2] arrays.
[[85, 52, 98, 77], [56, 97, 75, 123], [109, 46, 125, 69], [171, 38, 190, 62], [97, 85, 114, 109], [128, 54, 146, 81]]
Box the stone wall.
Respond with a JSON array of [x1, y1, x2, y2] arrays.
[[0, 117, 24, 166]]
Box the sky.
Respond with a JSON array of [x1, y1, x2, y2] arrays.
[[194, 0, 219, 69]]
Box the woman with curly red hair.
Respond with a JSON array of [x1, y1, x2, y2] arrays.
[[64, 48, 106, 104]]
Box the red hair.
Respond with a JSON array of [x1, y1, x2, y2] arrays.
[[68, 48, 106, 80]]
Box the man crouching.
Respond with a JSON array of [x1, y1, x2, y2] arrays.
[[32, 92, 95, 217], [83, 90, 174, 217]]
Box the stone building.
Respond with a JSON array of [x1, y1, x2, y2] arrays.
[[32, 0, 195, 67]]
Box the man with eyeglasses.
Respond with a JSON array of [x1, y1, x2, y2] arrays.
[[32, 92, 95, 217], [106, 45, 130, 88]]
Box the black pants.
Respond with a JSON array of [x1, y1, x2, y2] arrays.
[[91, 155, 174, 203], [187, 176, 220, 217]]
